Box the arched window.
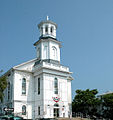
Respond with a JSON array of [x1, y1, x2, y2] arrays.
[[52, 46, 57, 60], [38, 78, 40, 95], [45, 25, 48, 33], [51, 26, 54, 33], [38, 106, 40, 115], [22, 105, 26, 115], [54, 78, 58, 94], [54, 103, 59, 107], [41, 27, 43, 35], [8, 82, 10, 100], [37, 48, 40, 58], [22, 78, 26, 95], [44, 46, 48, 59]]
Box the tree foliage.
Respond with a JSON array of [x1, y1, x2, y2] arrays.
[[0, 76, 7, 102], [101, 93, 113, 119], [72, 89, 113, 119], [72, 89, 100, 117]]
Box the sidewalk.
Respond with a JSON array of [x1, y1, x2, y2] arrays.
[[58, 117, 89, 120]]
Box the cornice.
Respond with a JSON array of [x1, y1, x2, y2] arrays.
[[38, 20, 57, 29], [34, 37, 61, 47]]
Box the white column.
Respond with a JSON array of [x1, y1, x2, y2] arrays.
[[48, 24, 51, 35], [43, 26, 45, 35]]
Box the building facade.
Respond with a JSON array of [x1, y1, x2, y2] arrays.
[[0, 17, 73, 119]]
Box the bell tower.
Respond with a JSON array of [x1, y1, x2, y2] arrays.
[[38, 16, 57, 39], [34, 17, 61, 63]]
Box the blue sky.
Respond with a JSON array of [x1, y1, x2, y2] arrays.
[[0, 0, 113, 98]]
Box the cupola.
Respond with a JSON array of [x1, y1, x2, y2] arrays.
[[34, 17, 61, 64], [38, 16, 57, 39]]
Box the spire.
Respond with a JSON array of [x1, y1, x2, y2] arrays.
[[46, 16, 49, 21]]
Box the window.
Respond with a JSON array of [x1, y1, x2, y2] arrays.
[[8, 82, 10, 100], [22, 78, 26, 95], [22, 105, 26, 115], [41, 27, 43, 35], [38, 106, 40, 115], [54, 78, 58, 94], [34, 78, 37, 92], [52, 46, 57, 60], [37, 48, 40, 58], [8, 73, 11, 77], [51, 26, 54, 33], [54, 103, 59, 107], [38, 78, 40, 95], [45, 26, 48, 33], [44, 46, 47, 59]]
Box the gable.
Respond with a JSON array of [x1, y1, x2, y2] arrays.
[[13, 58, 37, 72]]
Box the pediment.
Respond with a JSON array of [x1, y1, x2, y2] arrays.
[[13, 58, 37, 72]]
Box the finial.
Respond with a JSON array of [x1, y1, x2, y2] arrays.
[[46, 16, 49, 21]]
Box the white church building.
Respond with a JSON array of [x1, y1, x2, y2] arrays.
[[0, 17, 73, 119]]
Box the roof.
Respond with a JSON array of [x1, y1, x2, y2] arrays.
[[13, 58, 37, 69], [98, 91, 113, 96], [67, 76, 74, 80], [0, 58, 37, 77], [38, 20, 57, 29]]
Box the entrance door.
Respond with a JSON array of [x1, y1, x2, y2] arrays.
[[54, 108, 59, 117]]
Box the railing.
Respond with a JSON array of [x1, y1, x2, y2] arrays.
[[33, 61, 69, 72]]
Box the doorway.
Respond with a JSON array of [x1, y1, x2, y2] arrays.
[[53, 103, 59, 118], [54, 108, 59, 117]]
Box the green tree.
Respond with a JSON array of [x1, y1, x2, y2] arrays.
[[72, 89, 100, 117], [0, 76, 7, 102], [101, 93, 113, 119]]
